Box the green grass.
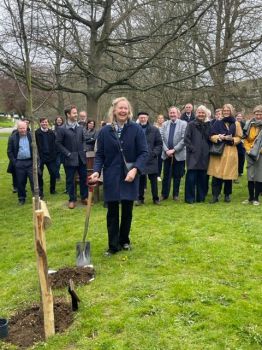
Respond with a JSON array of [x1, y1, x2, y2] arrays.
[[0, 116, 15, 128], [0, 133, 261, 350]]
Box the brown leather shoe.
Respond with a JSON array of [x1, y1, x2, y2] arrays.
[[68, 201, 76, 209], [81, 198, 88, 205]]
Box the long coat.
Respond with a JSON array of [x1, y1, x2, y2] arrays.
[[142, 124, 162, 174], [7, 131, 32, 165], [56, 124, 86, 166], [93, 121, 148, 202], [207, 121, 242, 180], [244, 124, 262, 182], [184, 120, 211, 170], [84, 128, 98, 152], [161, 119, 187, 161], [35, 128, 57, 162]]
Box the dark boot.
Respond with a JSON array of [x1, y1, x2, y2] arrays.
[[209, 196, 219, 204], [224, 195, 231, 203]]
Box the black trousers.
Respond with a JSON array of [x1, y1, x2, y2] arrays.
[[107, 200, 133, 252], [15, 159, 34, 201], [237, 144, 245, 175], [211, 177, 232, 197], [185, 169, 207, 203], [12, 171, 17, 189], [38, 160, 57, 196], [161, 157, 185, 198], [248, 181, 262, 201], [157, 155, 163, 177], [138, 174, 159, 201]]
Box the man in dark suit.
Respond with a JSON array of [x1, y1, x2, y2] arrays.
[[7, 120, 34, 205], [35, 117, 57, 198], [136, 112, 162, 205], [56, 105, 88, 209], [180, 103, 195, 123]]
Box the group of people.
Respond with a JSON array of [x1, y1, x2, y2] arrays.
[[133, 103, 261, 208], [7, 107, 98, 207], [6, 97, 262, 256], [90, 98, 261, 255]]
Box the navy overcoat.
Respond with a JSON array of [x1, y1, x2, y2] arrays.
[[94, 121, 148, 202]]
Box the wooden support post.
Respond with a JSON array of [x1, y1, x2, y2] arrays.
[[34, 208, 55, 339]]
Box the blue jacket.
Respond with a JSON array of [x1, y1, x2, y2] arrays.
[[94, 121, 148, 202]]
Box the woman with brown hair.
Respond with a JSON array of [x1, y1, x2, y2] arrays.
[[208, 103, 243, 203]]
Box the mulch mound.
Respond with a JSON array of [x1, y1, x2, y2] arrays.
[[49, 266, 95, 289], [5, 298, 73, 349]]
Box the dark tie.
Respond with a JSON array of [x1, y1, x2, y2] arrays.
[[168, 122, 176, 149]]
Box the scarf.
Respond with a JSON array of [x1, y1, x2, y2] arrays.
[[210, 116, 236, 136], [65, 121, 78, 129], [243, 118, 262, 138]]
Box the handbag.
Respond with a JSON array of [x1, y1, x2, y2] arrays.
[[112, 124, 135, 176], [209, 142, 225, 156]]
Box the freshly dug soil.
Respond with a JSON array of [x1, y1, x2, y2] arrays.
[[49, 266, 95, 289], [5, 299, 73, 349]]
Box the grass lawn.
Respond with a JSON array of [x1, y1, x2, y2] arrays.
[[0, 116, 15, 128], [0, 133, 261, 350]]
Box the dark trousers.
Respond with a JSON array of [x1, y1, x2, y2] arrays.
[[55, 153, 61, 179], [157, 155, 163, 177], [64, 162, 88, 202], [211, 177, 232, 197], [205, 175, 210, 196], [185, 170, 207, 203], [38, 160, 57, 196], [15, 159, 34, 201], [12, 171, 17, 190], [107, 200, 133, 252], [138, 174, 159, 201], [237, 144, 245, 175], [248, 181, 262, 201], [161, 157, 185, 198]]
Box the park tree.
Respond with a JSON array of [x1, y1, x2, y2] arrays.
[[1, 0, 216, 117], [1, 0, 262, 116], [190, 0, 262, 109], [0, 0, 55, 338]]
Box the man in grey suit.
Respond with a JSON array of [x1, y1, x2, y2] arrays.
[[56, 105, 88, 209], [161, 106, 187, 200]]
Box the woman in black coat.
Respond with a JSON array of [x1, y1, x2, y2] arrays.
[[184, 105, 211, 203], [89, 97, 148, 255], [84, 119, 98, 152]]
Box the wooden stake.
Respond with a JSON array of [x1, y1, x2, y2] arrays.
[[40, 200, 52, 230], [34, 208, 55, 339]]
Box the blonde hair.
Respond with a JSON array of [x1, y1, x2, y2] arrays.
[[222, 104, 235, 116], [108, 97, 133, 123], [196, 105, 208, 116], [196, 105, 211, 122]]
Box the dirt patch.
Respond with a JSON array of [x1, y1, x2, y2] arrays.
[[5, 298, 73, 349], [49, 266, 95, 289]]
